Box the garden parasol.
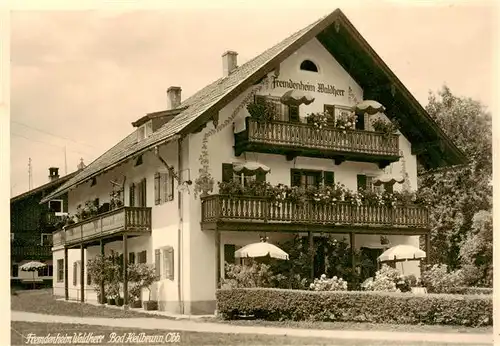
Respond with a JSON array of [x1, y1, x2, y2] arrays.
[[233, 162, 271, 176], [377, 245, 426, 274], [235, 238, 289, 260], [20, 261, 47, 289]]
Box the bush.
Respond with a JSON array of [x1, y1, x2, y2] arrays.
[[309, 274, 347, 291], [216, 288, 492, 326], [221, 262, 274, 289], [421, 264, 464, 293]]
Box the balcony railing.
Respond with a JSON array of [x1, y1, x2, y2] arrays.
[[235, 118, 400, 165], [55, 207, 152, 246], [11, 245, 52, 259], [201, 195, 429, 230]]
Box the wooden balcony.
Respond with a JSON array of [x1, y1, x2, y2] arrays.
[[56, 207, 152, 248], [11, 245, 52, 260], [201, 195, 429, 235], [234, 118, 400, 168]]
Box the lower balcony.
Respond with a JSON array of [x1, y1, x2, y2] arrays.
[[11, 245, 52, 260], [234, 118, 400, 168], [201, 195, 429, 234], [53, 207, 152, 248]]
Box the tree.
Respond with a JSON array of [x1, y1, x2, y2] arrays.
[[418, 86, 492, 276]]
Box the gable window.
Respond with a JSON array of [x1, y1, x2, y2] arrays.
[[300, 60, 319, 72], [222, 163, 266, 187], [57, 259, 64, 282], [154, 171, 174, 205], [137, 121, 153, 142], [291, 169, 334, 188], [48, 199, 65, 216]]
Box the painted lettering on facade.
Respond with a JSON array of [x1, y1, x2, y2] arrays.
[[272, 79, 345, 97]]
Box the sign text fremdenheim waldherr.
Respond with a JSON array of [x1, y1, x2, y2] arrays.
[[272, 79, 345, 97]]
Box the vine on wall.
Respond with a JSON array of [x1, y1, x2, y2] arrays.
[[194, 75, 272, 198]]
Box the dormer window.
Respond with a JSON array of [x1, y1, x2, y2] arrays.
[[137, 120, 153, 141], [300, 60, 318, 72]]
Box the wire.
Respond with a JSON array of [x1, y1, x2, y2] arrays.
[[11, 120, 97, 149], [11, 132, 93, 157]]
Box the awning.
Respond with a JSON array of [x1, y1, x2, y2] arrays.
[[372, 173, 405, 186], [280, 89, 315, 106], [355, 100, 386, 115], [233, 162, 271, 175]]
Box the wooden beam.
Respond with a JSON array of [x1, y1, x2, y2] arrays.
[[80, 244, 85, 303], [215, 229, 221, 288], [123, 234, 128, 307], [100, 240, 105, 304], [64, 247, 69, 300]]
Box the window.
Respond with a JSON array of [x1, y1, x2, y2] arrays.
[[162, 247, 174, 280], [254, 95, 299, 122], [324, 105, 357, 128], [129, 178, 147, 207], [12, 264, 18, 277], [224, 244, 236, 265], [57, 259, 64, 282], [48, 200, 65, 215], [154, 171, 174, 205], [137, 121, 153, 141], [129, 252, 135, 265], [137, 250, 147, 264], [291, 169, 332, 188], [357, 174, 383, 192], [39, 265, 53, 277], [300, 60, 318, 72], [41, 233, 52, 246]]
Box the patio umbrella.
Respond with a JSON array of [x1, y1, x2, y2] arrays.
[[233, 162, 271, 176], [372, 173, 405, 187], [354, 100, 386, 115], [235, 241, 289, 260], [20, 261, 47, 289], [280, 89, 315, 106], [378, 245, 426, 262]]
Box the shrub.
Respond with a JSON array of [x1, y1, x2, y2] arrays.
[[309, 274, 348, 291], [362, 264, 415, 293], [421, 264, 465, 293], [221, 262, 274, 289], [216, 288, 492, 326]]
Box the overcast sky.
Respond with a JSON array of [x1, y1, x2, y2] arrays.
[[9, 2, 496, 196]]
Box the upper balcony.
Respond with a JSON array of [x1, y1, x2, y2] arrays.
[[53, 207, 152, 249], [234, 98, 401, 168], [201, 195, 429, 235]]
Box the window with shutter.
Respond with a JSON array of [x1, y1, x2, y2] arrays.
[[289, 105, 300, 122], [129, 184, 136, 207], [324, 171, 335, 186], [57, 259, 64, 282], [154, 173, 161, 205], [129, 252, 135, 264], [162, 172, 174, 202], [162, 247, 174, 280], [138, 250, 147, 264], [291, 169, 321, 188], [357, 174, 367, 191], [154, 249, 161, 280]]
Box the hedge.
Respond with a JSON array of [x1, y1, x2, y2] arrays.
[[448, 287, 493, 295], [216, 288, 492, 327]]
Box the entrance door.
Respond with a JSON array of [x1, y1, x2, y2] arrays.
[[359, 247, 383, 281]]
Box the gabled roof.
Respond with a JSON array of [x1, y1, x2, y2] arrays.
[[11, 170, 79, 204], [41, 8, 466, 203]]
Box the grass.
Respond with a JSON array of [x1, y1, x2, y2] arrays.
[[11, 289, 175, 319], [10, 322, 491, 346], [208, 318, 493, 335]]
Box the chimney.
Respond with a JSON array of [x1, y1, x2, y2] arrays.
[[48, 167, 59, 182], [167, 87, 182, 110], [222, 51, 238, 77]]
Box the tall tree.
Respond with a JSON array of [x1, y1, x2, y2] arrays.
[[418, 86, 492, 272]]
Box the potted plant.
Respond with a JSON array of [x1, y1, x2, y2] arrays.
[[371, 118, 399, 138], [131, 264, 159, 311], [246, 101, 275, 123], [194, 170, 215, 198], [127, 264, 144, 308], [87, 254, 110, 304]]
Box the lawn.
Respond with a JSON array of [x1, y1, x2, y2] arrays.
[[210, 318, 493, 335], [11, 322, 491, 346], [11, 289, 175, 319]]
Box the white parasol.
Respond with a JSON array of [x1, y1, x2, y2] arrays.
[[235, 241, 289, 260], [372, 173, 405, 187], [378, 245, 426, 262], [20, 261, 47, 289], [233, 162, 271, 176]]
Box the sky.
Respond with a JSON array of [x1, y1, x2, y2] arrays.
[[9, 1, 497, 197]]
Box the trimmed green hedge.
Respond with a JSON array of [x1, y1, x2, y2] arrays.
[[448, 287, 493, 295], [216, 288, 492, 327]]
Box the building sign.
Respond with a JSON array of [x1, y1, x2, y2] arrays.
[[272, 79, 345, 97]]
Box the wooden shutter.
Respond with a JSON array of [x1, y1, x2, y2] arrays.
[[129, 252, 135, 264], [129, 183, 135, 207], [138, 250, 147, 264], [154, 173, 161, 205], [165, 172, 174, 201], [357, 175, 367, 191], [324, 171, 335, 186], [222, 163, 234, 183], [224, 244, 236, 265], [73, 262, 77, 286], [291, 169, 302, 187], [154, 249, 161, 280], [167, 247, 174, 280], [137, 178, 146, 207]]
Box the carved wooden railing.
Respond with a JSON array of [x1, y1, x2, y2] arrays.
[[60, 207, 152, 245], [240, 118, 399, 157], [11, 245, 52, 259], [202, 195, 429, 229]]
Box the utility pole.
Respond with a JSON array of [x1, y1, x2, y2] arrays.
[[28, 157, 32, 190], [64, 146, 68, 175]]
